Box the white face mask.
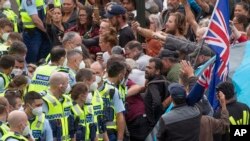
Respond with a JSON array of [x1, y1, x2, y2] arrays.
[[11, 68, 23, 76], [18, 106, 24, 111], [79, 61, 85, 69], [85, 92, 92, 103], [2, 32, 9, 41], [89, 82, 98, 92], [32, 106, 43, 116], [22, 124, 31, 136], [3, 0, 11, 9], [96, 75, 102, 84], [65, 84, 71, 94], [74, 46, 82, 52]]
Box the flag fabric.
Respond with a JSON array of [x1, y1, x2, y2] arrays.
[[197, 0, 231, 109]]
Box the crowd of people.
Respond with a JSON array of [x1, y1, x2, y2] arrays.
[[0, 0, 249, 141]]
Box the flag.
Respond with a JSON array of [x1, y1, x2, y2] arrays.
[[198, 0, 231, 109]]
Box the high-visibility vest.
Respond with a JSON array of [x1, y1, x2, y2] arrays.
[[42, 92, 72, 141], [92, 90, 105, 140], [0, 121, 10, 137], [71, 103, 95, 141], [118, 84, 127, 104], [29, 114, 45, 140], [54, 0, 62, 7], [3, 9, 18, 32], [28, 65, 57, 93], [0, 72, 11, 92], [20, 0, 45, 29], [99, 83, 117, 130], [1, 132, 28, 141]]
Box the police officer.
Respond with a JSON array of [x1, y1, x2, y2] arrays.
[[76, 68, 108, 141], [0, 55, 15, 93], [20, 0, 51, 63], [71, 82, 97, 141], [1, 110, 33, 141], [28, 47, 66, 93], [0, 97, 10, 138], [1, 0, 19, 32], [91, 61, 126, 141], [41, 72, 74, 141], [23, 91, 53, 141]]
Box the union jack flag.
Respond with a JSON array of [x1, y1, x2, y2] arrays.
[[197, 0, 230, 109]]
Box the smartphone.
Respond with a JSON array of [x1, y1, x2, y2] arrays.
[[48, 4, 54, 10], [128, 13, 135, 22]]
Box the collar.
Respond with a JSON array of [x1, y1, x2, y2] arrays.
[[172, 103, 187, 109], [120, 24, 129, 30]]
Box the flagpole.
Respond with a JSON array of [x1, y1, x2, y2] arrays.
[[192, 38, 205, 67]]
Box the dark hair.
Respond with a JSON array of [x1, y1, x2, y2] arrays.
[[0, 18, 13, 29], [8, 32, 23, 42], [4, 89, 22, 108], [216, 81, 235, 100], [70, 82, 88, 100], [76, 68, 93, 82], [0, 97, 8, 114], [107, 60, 126, 77], [125, 40, 143, 51], [106, 55, 125, 69], [24, 91, 42, 105], [170, 12, 186, 35], [0, 55, 15, 69], [149, 58, 163, 72], [14, 55, 25, 63], [235, 14, 249, 30], [173, 98, 186, 105], [77, 6, 93, 29], [8, 75, 28, 89], [8, 41, 27, 55], [235, 2, 249, 13], [50, 46, 66, 62]]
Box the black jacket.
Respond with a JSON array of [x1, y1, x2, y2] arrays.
[[157, 104, 201, 141], [144, 75, 168, 128]]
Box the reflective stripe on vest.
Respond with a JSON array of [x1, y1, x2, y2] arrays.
[[118, 84, 127, 104], [28, 65, 57, 93], [42, 93, 72, 141], [20, 0, 45, 28], [1, 132, 28, 141], [0, 122, 10, 136], [99, 83, 117, 130], [72, 103, 94, 141], [30, 114, 45, 140], [0, 72, 11, 91]]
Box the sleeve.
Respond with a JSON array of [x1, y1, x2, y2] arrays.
[[112, 89, 125, 113], [42, 102, 49, 114], [211, 107, 230, 134], [6, 139, 19, 141], [82, 36, 99, 47], [43, 119, 53, 141], [24, 0, 38, 15], [0, 77, 5, 93], [156, 117, 167, 141]]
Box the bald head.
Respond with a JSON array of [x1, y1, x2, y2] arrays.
[[49, 72, 68, 87], [90, 61, 105, 76], [8, 110, 27, 128]]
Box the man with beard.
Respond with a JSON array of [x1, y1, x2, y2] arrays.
[[143, 58, 169, 133], [158, 49, 181, 83], [162, 0, 185, 25], [104, 4, 135, 47]]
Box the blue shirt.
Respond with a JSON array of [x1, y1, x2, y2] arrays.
[[21, 0, 37, 16]]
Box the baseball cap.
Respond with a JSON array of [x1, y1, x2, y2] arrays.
[[168, 83, 186, 99], [104, 4, 126, 18], [158, 49, 179, 59], [189, 46, 213, 58]]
